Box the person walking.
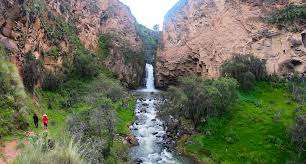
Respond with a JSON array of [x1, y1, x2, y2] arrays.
[[42, 114, 49, 130], [33, 113, 39, 128]]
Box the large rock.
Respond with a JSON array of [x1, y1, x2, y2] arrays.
[[2, 20, 14, 37], [156, 0, 306, 88], [125, 135, 139, 146]]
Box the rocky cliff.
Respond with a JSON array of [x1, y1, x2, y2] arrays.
[[0, 0, 145, 88], [156, 0, 306, 88]]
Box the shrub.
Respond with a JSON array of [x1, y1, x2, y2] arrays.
[[163, 76, 238, 126], [291, 113, 306, 158], [0, 45, 29, 137], [221, 54, 266, 90], [67, 105, 116, 163], [98, 34, 111, 60], [287, 73, 306, 104], [41, 70, 65, 91], [73, 51, 100, 78], [266, 4, 306, 31], [22, 53, 43, 93], [44, 47, 61, 59]]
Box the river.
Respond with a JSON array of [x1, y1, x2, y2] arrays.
[[129, 64, 190, 164]]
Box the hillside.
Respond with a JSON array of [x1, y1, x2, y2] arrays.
[[156, 0, 306, 88], [0, 0, 145, 88]]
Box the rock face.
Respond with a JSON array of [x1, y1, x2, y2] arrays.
[[156, 0, 306, 88], [0, 0, 145, 87]]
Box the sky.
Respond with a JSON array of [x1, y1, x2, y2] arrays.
[[119, 0, 179, 30]]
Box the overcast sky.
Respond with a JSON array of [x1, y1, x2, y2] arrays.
[[119, 0, 179, 30]]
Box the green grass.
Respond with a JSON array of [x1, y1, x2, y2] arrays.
[[182, 82, 305, 163], [115, 98, 136, 136]]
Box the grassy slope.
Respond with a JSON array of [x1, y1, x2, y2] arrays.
[[181, 82, 304, 163], [22, 76, 135, 163]]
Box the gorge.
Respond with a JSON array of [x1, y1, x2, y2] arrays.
[[1, 0, 306, 163]]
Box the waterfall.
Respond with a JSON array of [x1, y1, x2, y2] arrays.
[[145, 64, 155, 90], [130, 63, 189, 163], [141, 63, 158, 92]]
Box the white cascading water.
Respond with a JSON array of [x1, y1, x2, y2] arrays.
[[130, 64, 186, 164], [141, 64, 157, 92]]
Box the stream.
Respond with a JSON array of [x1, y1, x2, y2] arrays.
[[129, 64, 190, 164]]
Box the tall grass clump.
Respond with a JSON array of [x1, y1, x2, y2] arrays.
[[14, 133, 84, 164]]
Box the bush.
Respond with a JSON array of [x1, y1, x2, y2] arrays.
[[41, 70, 65, 91], [163, 76, 238, 126], [44, 47, 61, 59], [287, 73, 306, 104], [22, 53, 43, 93], [67, 105, 116, 163], [98, 34, 111, 60], [291, 113, 306, 159], [221, 54, 266, 90], [73, 51, 100, 78], [0, 45, 29, 137]]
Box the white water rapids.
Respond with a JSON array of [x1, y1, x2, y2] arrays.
[[130, 64, 189, 164]]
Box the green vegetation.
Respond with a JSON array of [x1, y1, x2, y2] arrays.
[[14, 72, 135, 163], [164, 54, 306, 163], [221, 54, 266, 90], [163, 76, 238, 126], [122, 48, 145, 66], [98, 34, 111, 60], [1, 1, 136, 162], [266, 4, 306, 31], [41, 70, 64, 91], [14, 133, 84, 164], [136, 24, 159, 64], [44, 47, 61, 59], [181, 82, 306, 163], [0, 45, 31, 138], [22, 53, 43, 94]]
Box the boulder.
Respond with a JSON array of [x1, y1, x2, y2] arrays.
[[2, 20, 15, 37], [125, 135, 139, 146], [0, 35, 18, 52], [131, 158, 143, 164]]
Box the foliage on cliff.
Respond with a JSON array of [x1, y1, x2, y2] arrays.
[[266, 4, 306, 31], [136, 24, 159, 64]]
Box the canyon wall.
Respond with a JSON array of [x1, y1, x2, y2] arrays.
[[0, 0, 145, 87], [156, 0, 306, 88]]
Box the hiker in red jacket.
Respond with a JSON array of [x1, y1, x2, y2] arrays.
[[42, 114, 49, 130]]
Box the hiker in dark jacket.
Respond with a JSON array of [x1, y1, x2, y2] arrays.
[[33, 113, 39, 128]]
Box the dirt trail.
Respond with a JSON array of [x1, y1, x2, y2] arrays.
[[0, 140, 20, 164]]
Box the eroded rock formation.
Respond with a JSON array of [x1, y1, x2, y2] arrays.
[[156, 0, 306, 88], [0, 0, 145, 87]]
